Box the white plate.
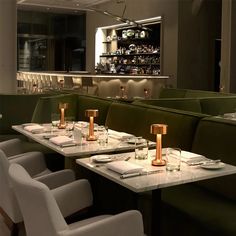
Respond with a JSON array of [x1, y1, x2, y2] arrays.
[[201, 162, 225, 170], [127, 138, 145, 145], [76, 121, 88, 128], [91, 155, 113, 163]]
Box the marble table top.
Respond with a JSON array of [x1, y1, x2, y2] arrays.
[[12, 124, 153, 158], [76, 149, 236, 193]]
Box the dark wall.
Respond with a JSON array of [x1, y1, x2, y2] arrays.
[[177, 0, 222, 91], [17, 10, 86, 72]]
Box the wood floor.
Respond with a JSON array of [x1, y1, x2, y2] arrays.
[[0, 214, 25, 236]]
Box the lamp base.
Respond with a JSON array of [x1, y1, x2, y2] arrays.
[[58, 123, 66, 129], [152, 159, 166, 166], [86, 135, 97, 141]]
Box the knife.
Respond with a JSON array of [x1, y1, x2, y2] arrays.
[[120, 170, 163, 179], [187, 159, 221, 166]]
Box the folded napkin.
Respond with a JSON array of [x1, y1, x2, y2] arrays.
[[24, 124, 45, 133], [223, 113, 236, 119], [22, 123, 37, 127], [108, 129, 134, 140], [49, 135, 73, 146], [106, 161, 143, 175], [181, 151, 207, 164]]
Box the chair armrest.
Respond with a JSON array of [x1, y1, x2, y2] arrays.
[[60, 210, 144, 236], [52, 179, 93, 218], [0, 138, 24, 157], [10, 152, 47, 176], [35, 169, 75, 189]]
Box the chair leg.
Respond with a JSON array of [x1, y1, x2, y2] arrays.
[[11, 223, 19, 236]]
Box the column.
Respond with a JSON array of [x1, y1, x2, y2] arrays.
[[221, 0, 236, 93], [0, 0, 17, 93]]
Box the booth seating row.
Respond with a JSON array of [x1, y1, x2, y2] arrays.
[[1, 90, 236, 235], [133, 88, 236, 115]]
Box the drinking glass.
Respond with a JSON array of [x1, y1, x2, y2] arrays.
[[135, 137, 148, 160], [165, 148, 181, 171], [97, 125, 108, 146], [51, 113, 60, 130], [73, 126, 82, 144]]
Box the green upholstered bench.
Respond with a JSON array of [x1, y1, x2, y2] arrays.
[[77, 95, 113, 125], [133, 96, 236, 116], [159, 87, 234, 98], [0, 94, 47, 141], [31, 93, 113, 125], [105, 102, 148, 137], [105, 102, 207, 151], [161, 117, 236, 236], [199, 96, 236, 115], [133, 98, 202, 113], [31, 93, 78, 123]]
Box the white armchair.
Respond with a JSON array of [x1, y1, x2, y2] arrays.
[[0, 138, 45, 161], [0, 149, 75, 236], [0, 138, 24, 158], [9, 163, 145, 236]]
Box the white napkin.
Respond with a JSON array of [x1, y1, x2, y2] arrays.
[[223, 113, 236, 119], [108, 129, 134, 140], [22, 123, 38, 127], [106, 160, 143, 175], [181, 151, 207, 164], [24, 124, 45, 133], [49, 135, 73, 146]]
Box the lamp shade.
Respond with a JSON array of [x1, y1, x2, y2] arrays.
[[150, 124, 167, 135], [59, 103, 68, 109], [85, 109, 99, 117]]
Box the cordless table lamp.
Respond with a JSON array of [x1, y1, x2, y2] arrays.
[[85, 109, 99, 141], [58, 103, 68, 129], [150, 124, 167, 166]]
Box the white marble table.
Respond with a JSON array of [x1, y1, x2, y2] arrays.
[[76, 149, 236, 193], [76, 149, 236, 236], [12, 124, 153, 158]]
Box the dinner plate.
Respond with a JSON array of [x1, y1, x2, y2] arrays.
[[127, 138, 145, 145], [76, 121, 88, 128], [91, 155, 114, 163], [201, 162, 225, 170]]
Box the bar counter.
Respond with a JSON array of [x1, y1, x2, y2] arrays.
[[17, 71, 172, 98]]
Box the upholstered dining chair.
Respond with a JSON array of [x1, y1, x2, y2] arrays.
[[0, 138, 45, 160], [9, 163, 145, 236], [0, 149, 75, 236]]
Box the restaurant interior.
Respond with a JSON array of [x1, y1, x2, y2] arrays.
[[1, 0, 236, 236]]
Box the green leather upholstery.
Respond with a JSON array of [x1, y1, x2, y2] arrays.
[[133, 98, 202, 113], [31, 94, 78, 123], [162, 183, 236, 236], [159, 87, 234, 99], [142, 106, 206, 150], [0, 94, 44, 135], [105, 102, 148, 136], [199, 96, 236, 115], [158, 88, 187, 98], [191, 117, 236, 200], [77, 95, 113, 125]]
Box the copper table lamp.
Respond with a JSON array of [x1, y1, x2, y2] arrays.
[[58, 103, 68, 129], [150, 124, 168, 166], [85, 109, 99, 141]]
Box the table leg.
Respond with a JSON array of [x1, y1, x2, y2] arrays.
[[151, 189, 162, 236]]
